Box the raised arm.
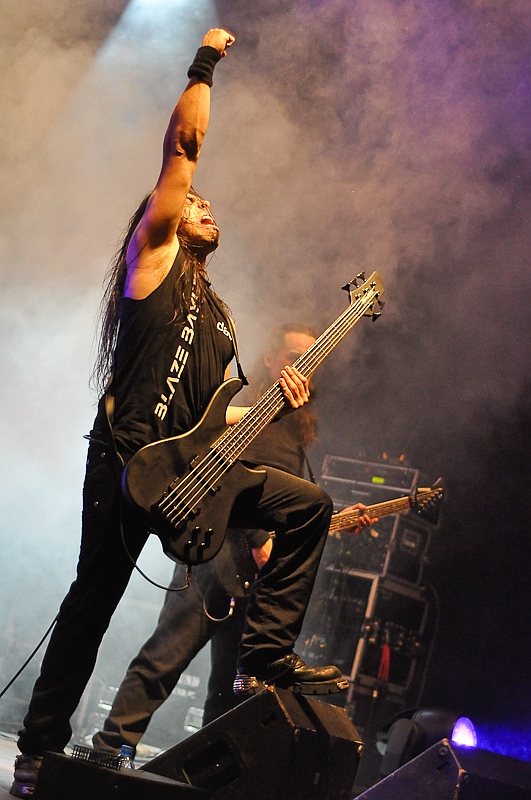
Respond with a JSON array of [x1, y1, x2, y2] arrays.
[[125, 28, 235, 298]]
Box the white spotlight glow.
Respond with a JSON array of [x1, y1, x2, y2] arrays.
[[95, 0, 218, 70]]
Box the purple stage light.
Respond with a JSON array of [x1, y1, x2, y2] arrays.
[[451, 716, 477, 748]]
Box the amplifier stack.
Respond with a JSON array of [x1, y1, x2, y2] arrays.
[[297, 455, 441, 787]]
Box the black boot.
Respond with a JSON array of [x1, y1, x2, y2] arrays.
[[233, 653, 348, 697]]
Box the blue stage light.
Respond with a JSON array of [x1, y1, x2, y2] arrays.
[[451, 715, 477, 747]]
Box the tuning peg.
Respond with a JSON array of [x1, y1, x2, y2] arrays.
[[370, 297, 385, 320], [342, 276, 360, 291], [342, 272, 367, 292]]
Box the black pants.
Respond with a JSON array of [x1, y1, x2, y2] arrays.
[[18, 441, 332, 755], [92, 550, 250, 754]]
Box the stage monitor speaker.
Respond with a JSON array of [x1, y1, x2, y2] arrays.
[[141, 686, 363, 800], [355, 738, 531, 799], [33, 751, 209, 800]]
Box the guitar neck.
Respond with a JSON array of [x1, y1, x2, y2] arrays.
[[213, 273, 383, 464], [329, 495, 414, 532]]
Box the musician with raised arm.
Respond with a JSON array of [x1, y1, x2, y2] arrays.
[[11, 29, 351, 798]]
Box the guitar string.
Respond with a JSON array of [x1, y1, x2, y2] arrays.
[[327, 490, 440, 533], [211, 281, 382, 458], [158, 284, 381, 532], [328, 500, 410, 532], [199, 285, 380, 474], [157, 285, 379, 531], [157, 288, 374, 523], [160, 380, 283, 524]]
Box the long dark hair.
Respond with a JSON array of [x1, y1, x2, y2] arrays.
[[246, 322, 319, 449], [91, 188, 215, 396]]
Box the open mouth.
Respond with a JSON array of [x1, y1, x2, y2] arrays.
[[201, 215, 215, 226]]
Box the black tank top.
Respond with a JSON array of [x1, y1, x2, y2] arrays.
[[95, 249, 234, 461]]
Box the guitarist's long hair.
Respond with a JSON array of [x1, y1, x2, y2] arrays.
[[246, 322, 318, 449], [92, 188, 221, 396]]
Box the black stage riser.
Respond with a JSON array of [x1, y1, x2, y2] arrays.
[[33, 751, 209, 800], [141, 686, 363, 800], [356, 739, 531, 799]]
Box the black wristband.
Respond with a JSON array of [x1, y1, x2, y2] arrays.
[[187, 45, 222, 88]]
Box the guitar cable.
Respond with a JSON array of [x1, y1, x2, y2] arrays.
[[89, 403, 194, 595], [0, 510, 192, 703], [0, 413, 197, 701], [0, 511, 192, 704], [0, 614, 58, 701], [414, 579, 441, 706], [118, 501, 193, 593], [202, 595, 236, 622]]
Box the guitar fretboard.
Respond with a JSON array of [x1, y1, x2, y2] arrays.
[[329, 496, 413, 532], [211, 276, 383, 466]]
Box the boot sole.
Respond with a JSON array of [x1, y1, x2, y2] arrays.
[[10, 780, 35, 797], [234, 676, 349, 697], [291, 677, 349, 695]]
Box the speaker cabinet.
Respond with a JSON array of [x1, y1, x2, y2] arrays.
[[141, 686, 363, 799], [355, 739, 531, 799], [33, 751, 209, 800]]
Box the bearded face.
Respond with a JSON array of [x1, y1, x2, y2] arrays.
[[178, 191, 220, 256]]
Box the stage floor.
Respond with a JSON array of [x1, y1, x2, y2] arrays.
[[0, 734, 19, 800]]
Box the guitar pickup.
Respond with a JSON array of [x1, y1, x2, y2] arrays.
[[184, 526, 213, 552], [198, 528, 213, 550]]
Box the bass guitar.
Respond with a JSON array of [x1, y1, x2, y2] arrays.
[[123, 272, 384, 564]]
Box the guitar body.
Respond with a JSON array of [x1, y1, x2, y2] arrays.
[[123, 379, 266, 564]]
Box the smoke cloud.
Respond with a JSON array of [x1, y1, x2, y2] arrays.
[[1, 0, 530, 741]]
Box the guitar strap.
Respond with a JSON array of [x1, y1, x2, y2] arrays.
[[207, 288, 248, 386]]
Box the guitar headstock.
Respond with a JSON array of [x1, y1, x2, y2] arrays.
[[342, 271, 385, 321], [412, 478, 445, 526]]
